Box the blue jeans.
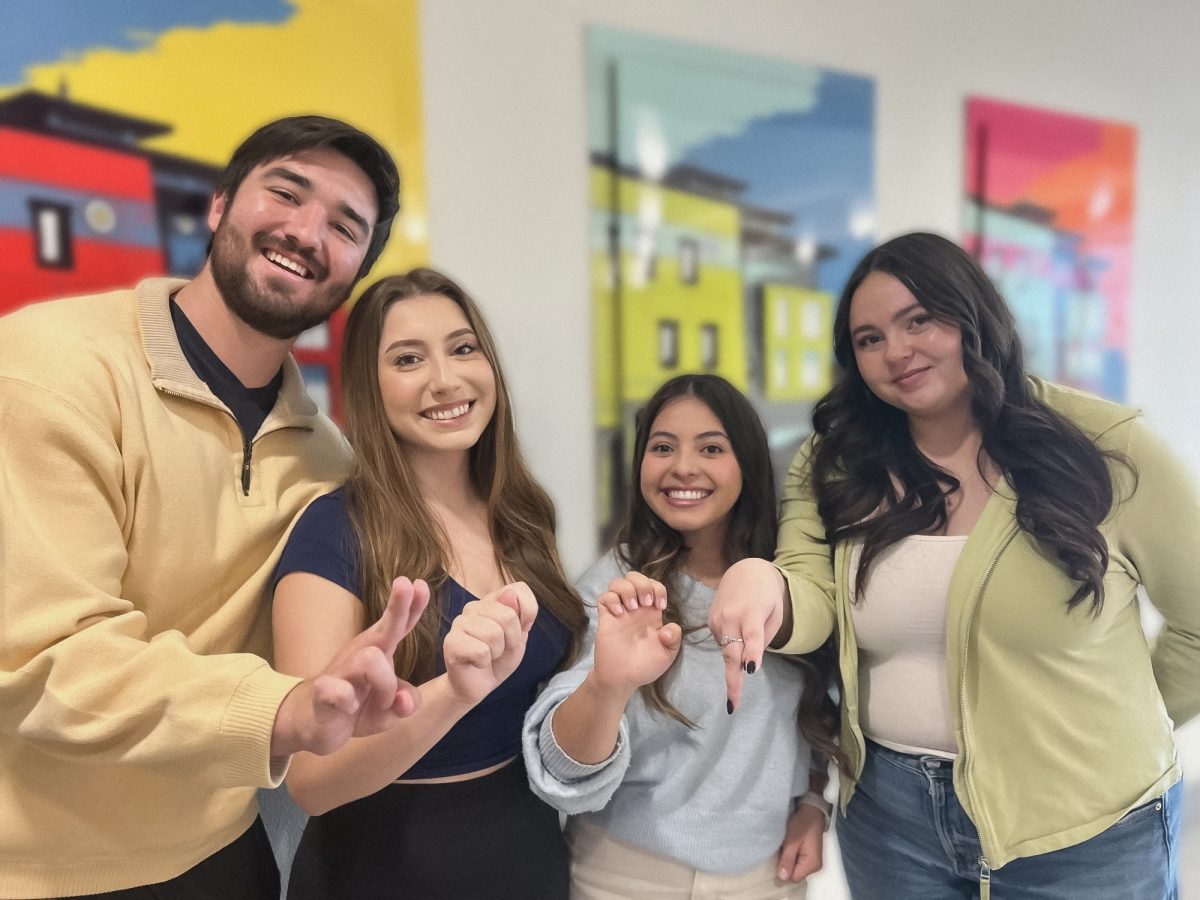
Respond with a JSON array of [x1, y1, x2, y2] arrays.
[[837, 740, 1181, 900]]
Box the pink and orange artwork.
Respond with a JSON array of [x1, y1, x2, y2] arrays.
[[963, 97, 1135, 399]]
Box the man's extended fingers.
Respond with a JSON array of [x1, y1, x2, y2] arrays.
[[350, 644, 403, 710], [388, 681, 422, 719], [401, 578, 431, 634], [377, 577, 428, 654], [312, 673, 358, 716]]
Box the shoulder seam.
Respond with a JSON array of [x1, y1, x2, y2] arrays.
[[0, 374, 117, 448]]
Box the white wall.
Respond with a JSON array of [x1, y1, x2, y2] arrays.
[[419, 0, 1200, 576]]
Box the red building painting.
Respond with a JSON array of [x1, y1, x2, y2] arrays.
[[0, 90, 349, 420]]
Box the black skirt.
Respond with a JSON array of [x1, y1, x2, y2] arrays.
[[287, 758, 569, 900]]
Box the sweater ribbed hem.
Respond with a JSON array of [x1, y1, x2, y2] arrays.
[[540, 704, 625, 782], [0, 809, 256, 899]]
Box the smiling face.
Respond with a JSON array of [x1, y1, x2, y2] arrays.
[[207, 146, 377, 340], [849, 271, 971, 425], [376, 293, 497, 459], [639, 395, 744, 551]]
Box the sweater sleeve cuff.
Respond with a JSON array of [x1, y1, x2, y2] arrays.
[[219, 663, 304, 789], [540, 703, 625, 782]]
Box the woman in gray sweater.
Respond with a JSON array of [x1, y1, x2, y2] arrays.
[[523, 374, 843, 898]]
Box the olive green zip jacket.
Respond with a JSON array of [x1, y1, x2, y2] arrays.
[[774, 379, 1200, 870]]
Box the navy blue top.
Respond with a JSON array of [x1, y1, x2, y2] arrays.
[[171, 299, 281, 440], [274, 487, 572, 778]]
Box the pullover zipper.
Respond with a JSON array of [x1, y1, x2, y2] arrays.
[[958, 528, 1015, 899], [240, 435, 252, 495], [156, 386, 258, 495]]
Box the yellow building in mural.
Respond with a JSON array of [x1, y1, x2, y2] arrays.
[[590, 163, 748, 431], [590, 160, 754, 533], [761, 283, 834, 402]]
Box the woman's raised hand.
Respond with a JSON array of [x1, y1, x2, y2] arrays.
[[592, 572, 681, 692], [707, 558, 788, 711], [443, 581, 538, 706]]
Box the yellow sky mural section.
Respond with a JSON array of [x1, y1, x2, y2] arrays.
[[4, 0, 428, 277]]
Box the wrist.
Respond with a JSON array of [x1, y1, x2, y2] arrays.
[[270, 680, 314, 758], [768, 567, 793, 650], [580, 670, 637, 710], [439, 672, 490, 713], [796, 790, 833, 831]]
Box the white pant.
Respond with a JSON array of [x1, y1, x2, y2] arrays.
[[568, 821, 808, 900]]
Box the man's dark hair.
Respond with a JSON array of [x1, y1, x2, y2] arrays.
[[215, 115, 401, 278]]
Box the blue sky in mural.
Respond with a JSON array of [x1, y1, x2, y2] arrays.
[[0, 0, 293, 84], [587, 27, 875, 296], [687, 73, 875, 294]]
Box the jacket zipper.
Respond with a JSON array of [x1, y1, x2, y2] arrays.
[[958, 528, 1015, 898], [837, 545, 869, 787]]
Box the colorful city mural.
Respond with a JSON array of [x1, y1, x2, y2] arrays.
[[587, 27, 875, 541], [0, 0, 428, 419], [963, 97, 1135, 400]]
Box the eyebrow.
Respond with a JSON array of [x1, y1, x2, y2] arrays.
[[382, 328, 476, 355], [263, 166, 371, 238], [850, 302, 924, 338], [647, 429, 729, 441]]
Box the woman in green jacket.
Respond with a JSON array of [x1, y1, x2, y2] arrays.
[[709, 232, 1198, 899]]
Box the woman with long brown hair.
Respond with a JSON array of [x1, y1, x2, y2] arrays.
[[272, 268, 586, 899], [710, 233, 1198, 899], [523, 374, 843, 898]]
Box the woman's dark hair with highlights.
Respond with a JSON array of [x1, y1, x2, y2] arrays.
[[811, 232, 1131, 614]]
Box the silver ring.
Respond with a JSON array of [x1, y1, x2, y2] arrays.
[[717, 635, 744, 648]]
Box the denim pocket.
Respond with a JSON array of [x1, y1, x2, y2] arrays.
[[1113, 794, 1165, 829]]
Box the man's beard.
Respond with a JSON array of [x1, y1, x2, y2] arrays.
[[209, 220, 352, 341]]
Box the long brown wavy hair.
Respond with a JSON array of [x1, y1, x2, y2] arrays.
[[811, 232, 1133, 614], [340, 268, 586, 681], [617, 374, 848, 771]]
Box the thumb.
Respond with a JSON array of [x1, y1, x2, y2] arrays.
[[658, 622, 683, 651], [389, 680, 422, 719]]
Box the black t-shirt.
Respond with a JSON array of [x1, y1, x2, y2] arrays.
[[170, 299, 282, 440]]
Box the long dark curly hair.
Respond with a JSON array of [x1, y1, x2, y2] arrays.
[[810, 232, 1131, 614], [617, 374, 846, 770]]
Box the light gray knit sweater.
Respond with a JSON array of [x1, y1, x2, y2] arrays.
[[522, 552, 813, 874]]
